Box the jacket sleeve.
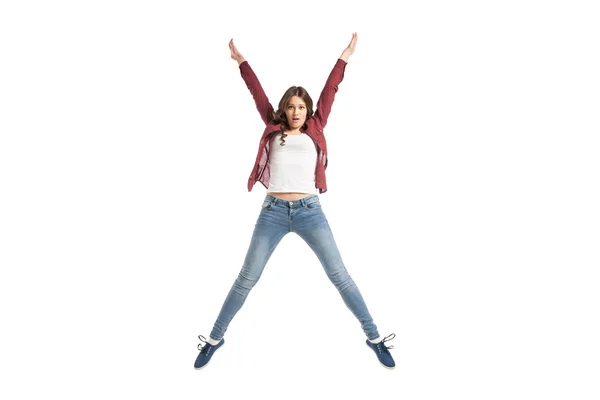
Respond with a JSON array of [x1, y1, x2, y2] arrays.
[[313, 59, 347, 128], [239, 61, 274, 125]]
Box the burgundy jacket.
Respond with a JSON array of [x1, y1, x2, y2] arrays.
[[239, 59, 348, 194]]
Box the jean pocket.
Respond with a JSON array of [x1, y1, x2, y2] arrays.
[[304, 200, 321, 210], [261, 200, 273, 210]]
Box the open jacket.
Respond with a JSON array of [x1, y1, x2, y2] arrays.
[[239, 58, 348, 194]]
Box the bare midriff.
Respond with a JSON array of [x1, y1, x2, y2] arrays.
[[266, 192, 315, 201]]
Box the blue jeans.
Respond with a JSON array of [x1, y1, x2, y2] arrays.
[[209, 194, 380, 341]]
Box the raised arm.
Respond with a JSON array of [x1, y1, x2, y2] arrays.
[[229, 39, 274, 125], [314, 33, 358, 128]]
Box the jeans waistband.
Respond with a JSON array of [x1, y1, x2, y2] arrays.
[[264, 194, 320, 208]]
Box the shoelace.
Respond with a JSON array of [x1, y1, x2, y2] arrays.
[[378, 333, 396, 353], [197, 335, 209, 353]]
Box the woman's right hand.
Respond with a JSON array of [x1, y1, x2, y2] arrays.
[[229, 39, 246, 65]]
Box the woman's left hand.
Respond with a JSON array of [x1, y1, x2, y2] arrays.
[[340, 32, 358, 62]]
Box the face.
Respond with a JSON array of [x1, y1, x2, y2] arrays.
[[285, 96, 307, 130]]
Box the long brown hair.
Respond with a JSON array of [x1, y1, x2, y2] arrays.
[[271, 86, 314, 146]]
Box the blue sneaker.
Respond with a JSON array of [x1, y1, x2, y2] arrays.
[[366, 333, 396, 369], [194, 335, 224, 370]]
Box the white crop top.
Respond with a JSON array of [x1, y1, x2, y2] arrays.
[[267, 133, 318, 194]]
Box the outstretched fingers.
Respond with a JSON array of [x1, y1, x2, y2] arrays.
[[229, 39, 237, 58], [348, 32, 358, 52]]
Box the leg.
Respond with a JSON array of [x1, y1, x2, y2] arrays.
[[295, 203, 380, 340], [209, 203, 288, 341]]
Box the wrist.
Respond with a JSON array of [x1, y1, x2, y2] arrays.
[[340, 49, 353, 61]]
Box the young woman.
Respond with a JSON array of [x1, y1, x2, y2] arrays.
[[195, 33, 395, 370]]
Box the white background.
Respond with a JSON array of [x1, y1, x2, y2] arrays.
[[1, 0, 599, 398]]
